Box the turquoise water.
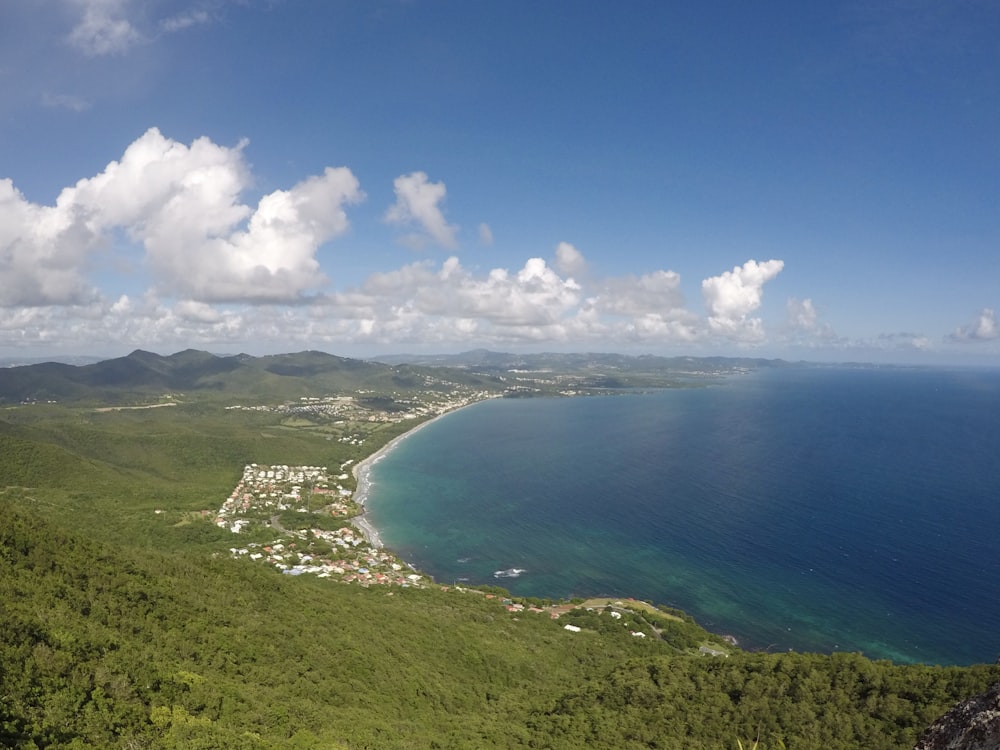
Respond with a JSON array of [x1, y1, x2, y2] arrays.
[[365, 367, 1000, 665]]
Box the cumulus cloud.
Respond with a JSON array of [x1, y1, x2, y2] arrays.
[[0, 295, 250, 353], [318, 253, 706, 348], [384, 171, 458, 249], [149, 164, 363, 302], [174, 299, 224, 324], [702, 259, 784, 340], [596, 271, 683, 315], [586, 267, 698, 342], [350, 256, 582, 330], [0, 252, 794, 353], [781, 296, 842, 347], [787, 297, 817, 330], [67, 0, 143, 56], [1, 126, 801, 352], [951, 308, 999, 341], [0, 178, 101, 306], [0, 127, 364, 305], [554, 241, 587, 278]]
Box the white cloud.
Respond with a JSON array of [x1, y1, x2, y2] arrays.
[[351, 256, 582, 329], [0, 129, 805, 353], [63, 1, 216, 58], [0, 254, 795, 354], [478, 222, 494, 246], [67, 0, 143, 57], [174, 299, 223, 324], [384, 171, 458, 249], [787, 297, 817, 330], [781, 296, 842, 347], [160, 10, 211, 33], [147, 164, 363, 303], [595, 270, 684, 317], [0, 178, 100, 306], [322, 255, 707, 348], [951, 308, 999, 341], [554, 241, 587, 278], [702, 259, 784, 340], [586, 266, 699, 343], [1, 128, 364, 306]]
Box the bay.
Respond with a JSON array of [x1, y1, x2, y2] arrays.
[[365, 366, 1000, 665]]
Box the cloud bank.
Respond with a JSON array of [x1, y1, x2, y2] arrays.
[[0, 128, 798, 354]]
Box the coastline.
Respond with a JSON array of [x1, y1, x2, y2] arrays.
[[350, 402, 480, 549]]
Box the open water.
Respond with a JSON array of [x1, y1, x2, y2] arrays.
[[365, 366, 1000, 665]]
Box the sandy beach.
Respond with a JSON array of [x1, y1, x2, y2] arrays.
[[350, 404, 479, 549]]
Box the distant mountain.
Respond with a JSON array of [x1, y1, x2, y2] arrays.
[[0, 348, 806, 405], [0, 354, 106, 368]]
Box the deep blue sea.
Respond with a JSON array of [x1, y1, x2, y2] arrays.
[[365, 367, 1000, 665]]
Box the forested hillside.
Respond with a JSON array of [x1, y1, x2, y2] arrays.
[[1, 353, 997, 749]]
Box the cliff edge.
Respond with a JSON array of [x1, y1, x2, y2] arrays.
[[914, 682, 1000, 750]]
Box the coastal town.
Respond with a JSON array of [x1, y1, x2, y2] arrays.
[[214, 385, 499, 588], [213, 458, 432, 587]]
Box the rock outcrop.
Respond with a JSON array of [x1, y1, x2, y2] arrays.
[[914, 683, 1000, 750]]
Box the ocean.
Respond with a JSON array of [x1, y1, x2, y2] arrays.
[[364, 366, 1000, 665]]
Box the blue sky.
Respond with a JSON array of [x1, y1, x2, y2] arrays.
[[2, 1, 999, 364]]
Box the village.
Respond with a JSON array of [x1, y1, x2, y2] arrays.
[[215, 385, 501, 588], [214, 461, 430, 588], [223, 387, 500, 458]]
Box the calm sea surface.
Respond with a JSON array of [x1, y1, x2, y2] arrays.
[[365, 367, 1000, 665]]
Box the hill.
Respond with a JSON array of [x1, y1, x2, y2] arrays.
[[0, 349, 503, 406]]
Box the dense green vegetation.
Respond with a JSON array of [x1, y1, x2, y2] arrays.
[[1, 351, 997, 748], [4, 498, 998, 750]]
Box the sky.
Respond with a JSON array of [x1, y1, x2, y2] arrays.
[[1, 1, 999, 365]]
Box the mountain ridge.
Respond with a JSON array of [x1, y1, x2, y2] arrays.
[[0, 348, 794, 404]]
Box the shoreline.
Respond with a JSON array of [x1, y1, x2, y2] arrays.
[[350, 402, 481, 549]]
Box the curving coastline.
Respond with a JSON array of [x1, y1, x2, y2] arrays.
[[351, 403, 480, 549]]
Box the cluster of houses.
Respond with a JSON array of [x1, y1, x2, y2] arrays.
[[215, 462, 427, 588], [225, 389, 497, 426], [214, 463, 355, 534], [224, 389, 498, 449], [227, 534, 425, 587]]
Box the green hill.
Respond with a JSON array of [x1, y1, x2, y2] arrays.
[[0, 349, 503, 406]]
